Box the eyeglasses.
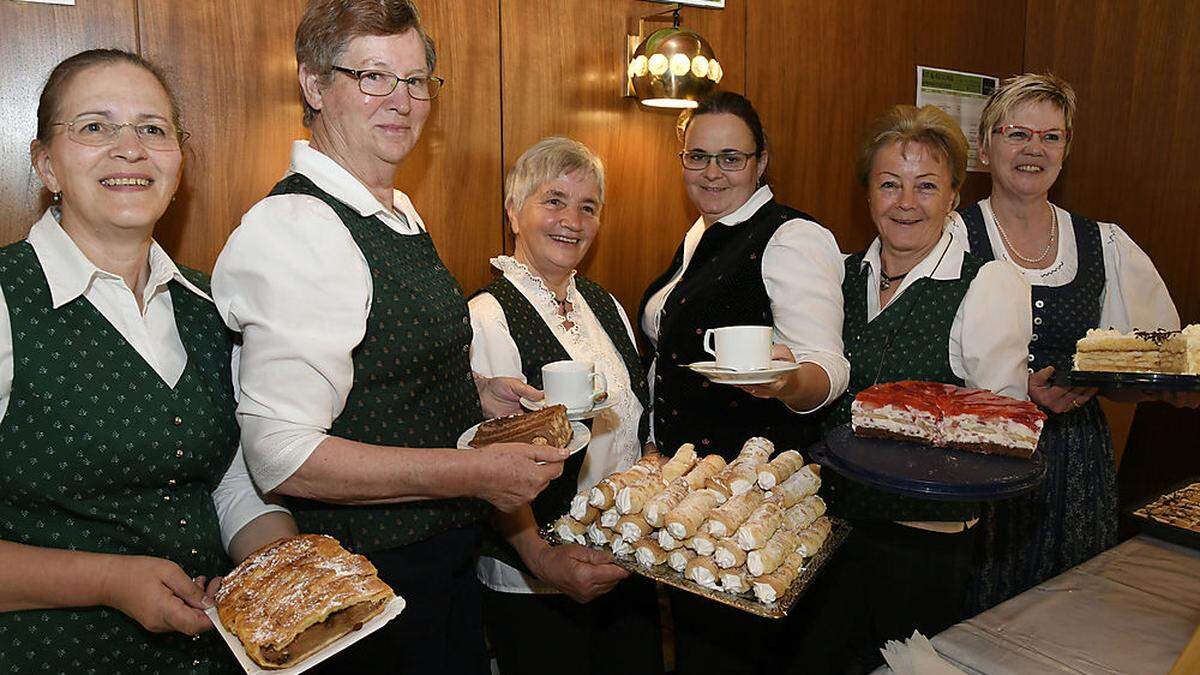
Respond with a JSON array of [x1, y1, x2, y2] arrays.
[[331, 66, 445, 100], [678, 150, 758, 171], [992, 124, 1069, 147], [50, 116, 188, 150]]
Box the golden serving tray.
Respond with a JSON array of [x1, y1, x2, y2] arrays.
[[545, 516, 849, 619]]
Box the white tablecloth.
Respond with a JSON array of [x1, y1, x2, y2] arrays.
[[929, 535, 1200, 674]]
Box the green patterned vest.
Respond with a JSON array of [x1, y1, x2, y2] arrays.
[[0, 242, 239, 674], [823, 249, 985, 522], [270, 174, 488, 553], [477, 275, 651, 574]]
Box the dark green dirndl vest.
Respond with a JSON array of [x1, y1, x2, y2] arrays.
[[476, 274, 651, 575], [0, 242, 240, 674], [270, 174, 488, 553], [823, 247, 986, 522]]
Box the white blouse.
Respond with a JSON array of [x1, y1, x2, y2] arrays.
[[640, 186, 850, 415], [470, 256, 644, 594], [212, 141, 428, 492], [949, 198, 1180, 331], [0, 210, 288, 551]]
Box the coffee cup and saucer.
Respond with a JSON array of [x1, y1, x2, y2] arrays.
[[686, 325, 801, 385], [520, 360, 617, 421]]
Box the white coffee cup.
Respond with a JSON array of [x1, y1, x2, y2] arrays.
[[542, 360, 607, 409], [703, 325, 773, 371]]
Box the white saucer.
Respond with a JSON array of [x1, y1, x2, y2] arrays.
[[519, 396, 617, 421], [457, 420, 591, 453], [686, 360, 802, 385]]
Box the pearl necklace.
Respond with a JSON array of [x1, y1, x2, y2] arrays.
[[994, 202, 1058, 265]]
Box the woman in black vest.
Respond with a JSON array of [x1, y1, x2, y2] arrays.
[[470, 137, 661, 674], [954, 74, 1192, 614], [0, 49, 296, 674], [827, 104, 1032, 671], [639, 92, 849, 674]]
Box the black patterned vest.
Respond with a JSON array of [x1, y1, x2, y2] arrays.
[[477, 274, 651, 574], [822, 245, 985, 522], [958, 202, 1105, 375], [638, 200, 823, 460], [269, 174, 488, 553], [0, 242, 239, 674]]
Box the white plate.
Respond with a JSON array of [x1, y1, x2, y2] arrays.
[[457, 419, 591, 453], [686, 359, 802, 385], [518, 396, 618, 421], [207, 595, 406, 675]]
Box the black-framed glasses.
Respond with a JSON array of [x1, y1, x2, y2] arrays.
[[991, 124, 1069, 147], [331, 66, 444, 100], [678, 150, 757, 171], [50, 115, 188, 150]]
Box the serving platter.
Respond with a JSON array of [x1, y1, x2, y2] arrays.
[[1059, 370, 1200, 392], [544, 517, 849, 619]]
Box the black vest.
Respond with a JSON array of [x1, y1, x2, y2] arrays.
[[958, 202, 1105, 375], [638, 200, 823, 460]]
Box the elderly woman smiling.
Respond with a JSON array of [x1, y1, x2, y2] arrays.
[[469, 137, 661, 675], [824, 104, 1032, 666]]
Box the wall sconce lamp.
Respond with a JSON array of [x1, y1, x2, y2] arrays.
[[625, 2, 724, 109]]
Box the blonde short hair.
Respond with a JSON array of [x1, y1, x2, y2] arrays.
[[504, 137, 605, 214], [978, 73, 1077, 156], [858, 104, 969, 207]]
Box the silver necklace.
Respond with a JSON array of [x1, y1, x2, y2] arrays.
[[994, 202, 1057, 265]]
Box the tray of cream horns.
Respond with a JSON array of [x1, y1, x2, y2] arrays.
[[547, 438, 849, 619]]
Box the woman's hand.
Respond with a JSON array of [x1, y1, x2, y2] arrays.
[[526, 541, 629, 603], [470, 443, 568, 512], [477, 374, 542, 418], [737, 343, 797, 399], [1028, 366, 1098, 413], [99, 556, 215, 635]]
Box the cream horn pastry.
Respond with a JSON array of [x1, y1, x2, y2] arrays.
[[589, 456, 663, 508], [738, 436, 775, 465], [662, 443, 698, 483], [706, 461, 751, 501], [728, 462, 762, 497], [736, 501, 784, 551], [554, 516, 587, 544], [747, 526, 803, 577], [616, 475, 668, 515], [714, 538, 748, 569], [683, 454, 727, 490], [616, 513, 652, 542], [753, 550, 805, 604], [600, 507, 621, 529], [569, 492, 600, 525], [684, 532, 716, 556], [667, 548, 694, 572], [705, 491, 764, 538], [587, 522, 613, 546], [610, 535, 633, 557], [757, 449, 804, 490], [685, 555, 722, 590], [657, 528, 683, 551], [720, 567, 751, 594], [766, 464, 821, 508], [644, 478, 690, 527], [665, 488, 723, 539], [795, 516, 832, 557], [634, 538, 668, 567], [781, 495, 826, 531]]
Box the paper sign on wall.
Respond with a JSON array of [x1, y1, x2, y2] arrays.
[[916, 66, 998, 172]]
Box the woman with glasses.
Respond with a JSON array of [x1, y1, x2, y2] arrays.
[[212, 2, 565, 673], [824, 104, 1030, 670], [0, 49, 296, 673], [639, 91, 849, 673], [953, 74, 1184, 613]]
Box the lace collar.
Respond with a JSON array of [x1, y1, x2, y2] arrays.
[[490, 256, 581, 332]]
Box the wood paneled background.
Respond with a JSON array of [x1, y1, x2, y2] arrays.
[[1, 0, 1196, 455]]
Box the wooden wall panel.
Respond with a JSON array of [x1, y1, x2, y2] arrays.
[[748, 0, 1027, 253], [500, 0, 747, 315], [0, 0, 138, 246], [397, 1, 503, 295], [138, 0, 308, 272]]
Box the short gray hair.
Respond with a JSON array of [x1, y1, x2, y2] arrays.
[[504, 137, 606, 214]]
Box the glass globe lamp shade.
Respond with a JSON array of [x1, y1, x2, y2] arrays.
[[628, 27, 722, 109]]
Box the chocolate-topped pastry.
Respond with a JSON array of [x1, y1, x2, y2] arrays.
[[469, 404, 572, 448]]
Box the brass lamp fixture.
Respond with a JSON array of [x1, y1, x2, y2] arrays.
[[626, 4, 724, 109]]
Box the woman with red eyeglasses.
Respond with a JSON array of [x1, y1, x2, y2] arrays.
[[952, 73, 1189, 614]]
